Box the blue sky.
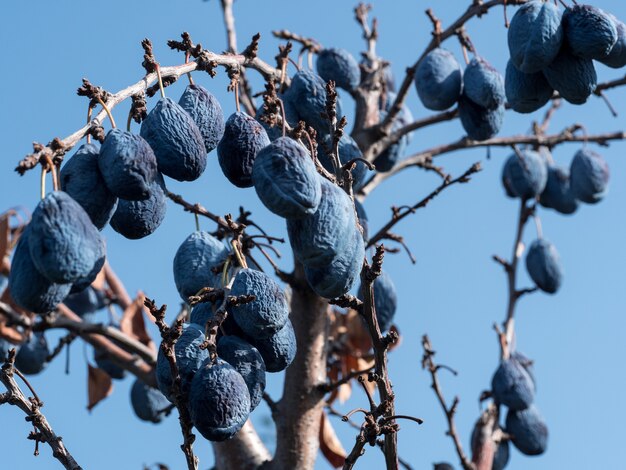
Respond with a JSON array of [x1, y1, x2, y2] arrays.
[[2, 1, 626, 469]]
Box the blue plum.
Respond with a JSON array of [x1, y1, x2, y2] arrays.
[[249, 319, 296, 373], [504, 60, 554, 114], [284, 70, 342, 135], [130, 379, 170, 423], [60, 143, 118, 230], [253, 137, 322, 219], [563, 4, 617, 60], [525, 239, 562, 294], [600, 15, 626, 68], [414, 48, 462, 111], [8, 228, 72, 314], [173, 231, 229, 302], [305, 226, 364, 299], [178, 84, 225, 153], [458, 93, 504, 141], [539, 166, 578, 215], [110, 173, 167, 240], [501, 150, 547, 199], [542, 48, 597, 105], [98, 129, 157, 201], [63, 287, 107, 318], [189, 303, 244, 338], [287, 178, 355, 268], [505, 405, 548, 455], [229, 269, 289, 338], [569, 148, 609, 204], [491, 357, 535, 410], [217, 335, 266, 411], [94, 347, 126, 380], [189, 358, 250, 441], [15, 332, 49, 375], [156, 323, 210, 401], [463, 57, 505, 109], [217, 112, 270, 188], [507, 0, 563, 73], [140, 97, 207, 181], [316, 47, 360, 91], [317, 134, 367, 189], [369, 270, 397, 332], [28, 191, 103, 284]]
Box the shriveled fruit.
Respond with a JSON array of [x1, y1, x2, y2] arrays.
[[229, 269, 289, 339], [98, 129, 158, 200], [189, 358, 250, 441], [60, 143, 118, 229], [253, 137, 322, 219], [140, 97, 207, 181], [172, 231, 229, 302], [217, 112, 270, 188]]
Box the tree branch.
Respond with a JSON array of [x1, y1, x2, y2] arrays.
[[219, 0, 257, 116], [361, 128, 626, 196], [421, 335, 474, 470], [366, 162, 481, 248], [1, 351, 82, 470], [15, 44, 284, 176]]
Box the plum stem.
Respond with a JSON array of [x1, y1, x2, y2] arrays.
[[96, 97, 116, 129], [155, 64, 166, 99]]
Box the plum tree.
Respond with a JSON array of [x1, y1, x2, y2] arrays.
[[1, 1, 626, 470]]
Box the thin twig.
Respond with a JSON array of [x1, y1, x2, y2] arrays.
[[367, 163, 481, 247], [421, 335, 474, 470], [0, 351, 82, 470]]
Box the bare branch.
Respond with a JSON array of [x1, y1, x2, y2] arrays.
[[15, 43, 284, 175], [0, 352, 82, 470], [421, 335, 474, 470], [367, 162, 481, 247], [362, 128, 626, 196]]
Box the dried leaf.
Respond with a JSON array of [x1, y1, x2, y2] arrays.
[[345, 308, 372, 353], [0, 322, 24, 343], [0, 214, 9, 263], [319, 412, 347, 468], [337, 381, 352, 404], [356, 357, 375, 371], [1, 285, 32, 319], [120, 292, 156, 352], [87, 364, 113, 411], [90, 264, 107, 291]]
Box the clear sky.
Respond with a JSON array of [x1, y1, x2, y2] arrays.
[[1, 1, 625, 469]]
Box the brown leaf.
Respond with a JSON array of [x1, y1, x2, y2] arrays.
[[119, 292, 156, 352], [345, 309, 372, 353], [337, 381, 352, 404], [1, 285, 32, 320], [319, 412, 347, 468], [87, 364, 113, 411], [0, 213, 9, 264], [90, 264, 107, 291], [0, 322, 24, 343]]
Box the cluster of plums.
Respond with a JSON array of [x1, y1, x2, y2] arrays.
[[413, 1, 626, 147], [506, 2, 626, 111], [154, 235, 297, 441], [502, 145, 609, 295]]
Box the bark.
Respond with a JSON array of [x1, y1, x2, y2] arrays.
[[266, 263, 330, 470], [212, 420, 271, 470]]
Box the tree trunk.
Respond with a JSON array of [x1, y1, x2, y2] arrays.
[[212, 420, 271, 470], [266, 263, 329, 470]]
